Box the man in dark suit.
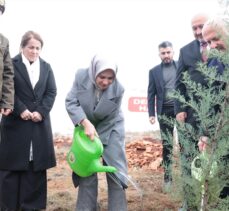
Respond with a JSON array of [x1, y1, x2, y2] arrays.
[[147, 41, 178, 191], [175, 13, 209, 211]]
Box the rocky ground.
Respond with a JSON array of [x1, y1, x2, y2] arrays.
[[46, 131, 181, 211]]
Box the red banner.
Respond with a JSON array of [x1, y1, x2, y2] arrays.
[[128, 97, 148, 112]]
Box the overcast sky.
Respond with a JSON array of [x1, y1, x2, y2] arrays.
[[1, 0, 225, 134]]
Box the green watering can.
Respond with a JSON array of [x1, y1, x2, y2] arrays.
[[191, 151, 217, 182], [67, 126, 117, 177]]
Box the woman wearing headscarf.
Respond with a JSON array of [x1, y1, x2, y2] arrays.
[[65, 54, 128, 211], [0, 31, 57, 211]]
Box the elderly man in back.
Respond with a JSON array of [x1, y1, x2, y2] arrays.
[[201, 16, 229, 200]]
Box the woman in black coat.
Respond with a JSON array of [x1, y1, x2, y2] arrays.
[[0, 31, 57, 211]]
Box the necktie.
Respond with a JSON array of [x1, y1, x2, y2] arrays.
[[200, 41, 208, 62]]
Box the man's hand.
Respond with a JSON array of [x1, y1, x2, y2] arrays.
[[198, 136, 208, 152], [0, 108, 12, 116], [149, 116, 156, 124], [176, 112, 187, 122]]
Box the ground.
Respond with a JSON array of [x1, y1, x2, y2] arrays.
[[46, 132, 181, 211]]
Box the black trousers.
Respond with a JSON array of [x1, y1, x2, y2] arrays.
[[158, 105, 175, 182], [219, 154, 229, 198], [0, 162, 47, 210]]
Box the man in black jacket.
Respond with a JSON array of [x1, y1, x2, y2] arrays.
[[175, 13, 209, 211], [147, 41, 178, 191]]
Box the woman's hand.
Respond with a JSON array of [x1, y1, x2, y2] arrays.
[[80, 119, 98, 141], [20, 109, 33, 121], [31, 111, 43, 122]]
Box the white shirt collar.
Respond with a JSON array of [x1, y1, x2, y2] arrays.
[[22, 53, 40, 88]]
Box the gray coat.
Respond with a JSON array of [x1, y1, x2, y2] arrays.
[[65, 68, 128, 186]]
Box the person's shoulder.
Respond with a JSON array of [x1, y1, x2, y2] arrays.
[[0, 33, 9, 45], [75, 68, 88, 78], [208, 58, 225, 68], [39, 57, 53, 70], [117, 79, 124, 90], [12, 54, 22, 63], [174, 60, 179, 67], [111, 79, 125, 94], [74, 68, 90, 84], [0, 33, 7, 40], [12, 54, 21, 60], [149, 63, 161, 73], [115, 80, 125, 94], [181, 40, 198, 50], [76, 68, 88, 75], [39, 57, 50, 65]]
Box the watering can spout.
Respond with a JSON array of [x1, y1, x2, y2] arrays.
[[90, 160, 117, 174]]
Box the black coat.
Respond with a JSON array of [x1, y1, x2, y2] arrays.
[[174, 40, 206, 114], [0, 54, 57, 171], [147, 61, 178, 117]]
